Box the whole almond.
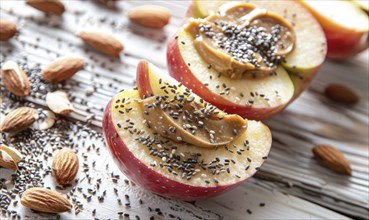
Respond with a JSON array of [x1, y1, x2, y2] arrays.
[[97, 0, 117, 8], [324, 84, 359, 104], [21, 187, 72, 213], [41, 57, 84, 83], [46, 90, 74, 115], [0, 20, 17, 41], [128, 5, 171, 29], [312, 144, 352, 175], [78, 31, 124, 57], [0, 107, 38, 133], [0, 144, 23, 171], [1, 61, 30, 96], [26, 0, 65, 15], [52, 148, 79, 186]]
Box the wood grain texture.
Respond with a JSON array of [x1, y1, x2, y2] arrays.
[[0, 1, 368, 219]]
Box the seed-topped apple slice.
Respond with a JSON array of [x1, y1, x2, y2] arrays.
[[169, 1, 327, 119], [103, 61, 271, 200]]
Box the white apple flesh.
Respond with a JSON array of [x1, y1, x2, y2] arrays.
[[103, 61, 272, 200]]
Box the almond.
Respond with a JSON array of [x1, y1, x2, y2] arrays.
[[78, 31, 124, 57], [52, 148, 79, 186], [324, 84, 359, 104], [0, 20, 17, 41], [46, 90, 74, 115], [26, 0, 65, 15], [20, 187, 72, 213], [37, 110, 56, 130], [128, 5, 171, 29], [41, 57, 84, 83], [1, 61, 30, 96], [0, 144, 23, 171], [0, 107, 38, 133], [97, 0, 116, 8], [312, 144, 352, 175]]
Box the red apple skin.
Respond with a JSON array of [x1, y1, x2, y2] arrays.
[[324, 29, 368, 59], [136, 60, 153, 98], [166, 37, 284, 120], [103, 98, 246, 201]]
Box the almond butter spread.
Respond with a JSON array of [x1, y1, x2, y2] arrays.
[[140, 96, 247, 148], [185, 2, 295, 79]]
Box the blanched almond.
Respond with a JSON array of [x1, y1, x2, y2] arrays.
[[46, 90, 74, 115], [38, 110, 56, 130]]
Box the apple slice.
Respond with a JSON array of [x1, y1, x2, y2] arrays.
[[298, 0, 369, 59], [103, 62, 271, 200], [168, 28, 294, 120], [168, 1, 326, 119]]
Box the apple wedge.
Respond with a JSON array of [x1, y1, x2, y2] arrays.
[[168, 1, 326, 120], [103, 61, 271, 200], [298, 0, 369, 59]]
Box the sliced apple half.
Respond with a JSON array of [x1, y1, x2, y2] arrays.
[[298, 0, 369, 59], [103, 61, 271, 200], [168, 1, 326, 119]]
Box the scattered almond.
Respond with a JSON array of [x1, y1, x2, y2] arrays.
[[0, 107, 38, 133], [1, 61, 31, 96], [0, 20, 17, 41], [37, 110, 56, 130], [0, 144, 23, 171], [41, 57, 84, 83], [312, 144, 352, 175], [324, 84, 359, 104], [78, 31, 124, 57], [20, 187, 72, 213], [26, 0, 65, 15], [46, 90, 74, 115], [97, 0, 117, 8], [52, 148, 79, 186], [128, 5, 171, 29]]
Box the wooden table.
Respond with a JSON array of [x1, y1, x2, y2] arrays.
[[1, 1, 368, 219]]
